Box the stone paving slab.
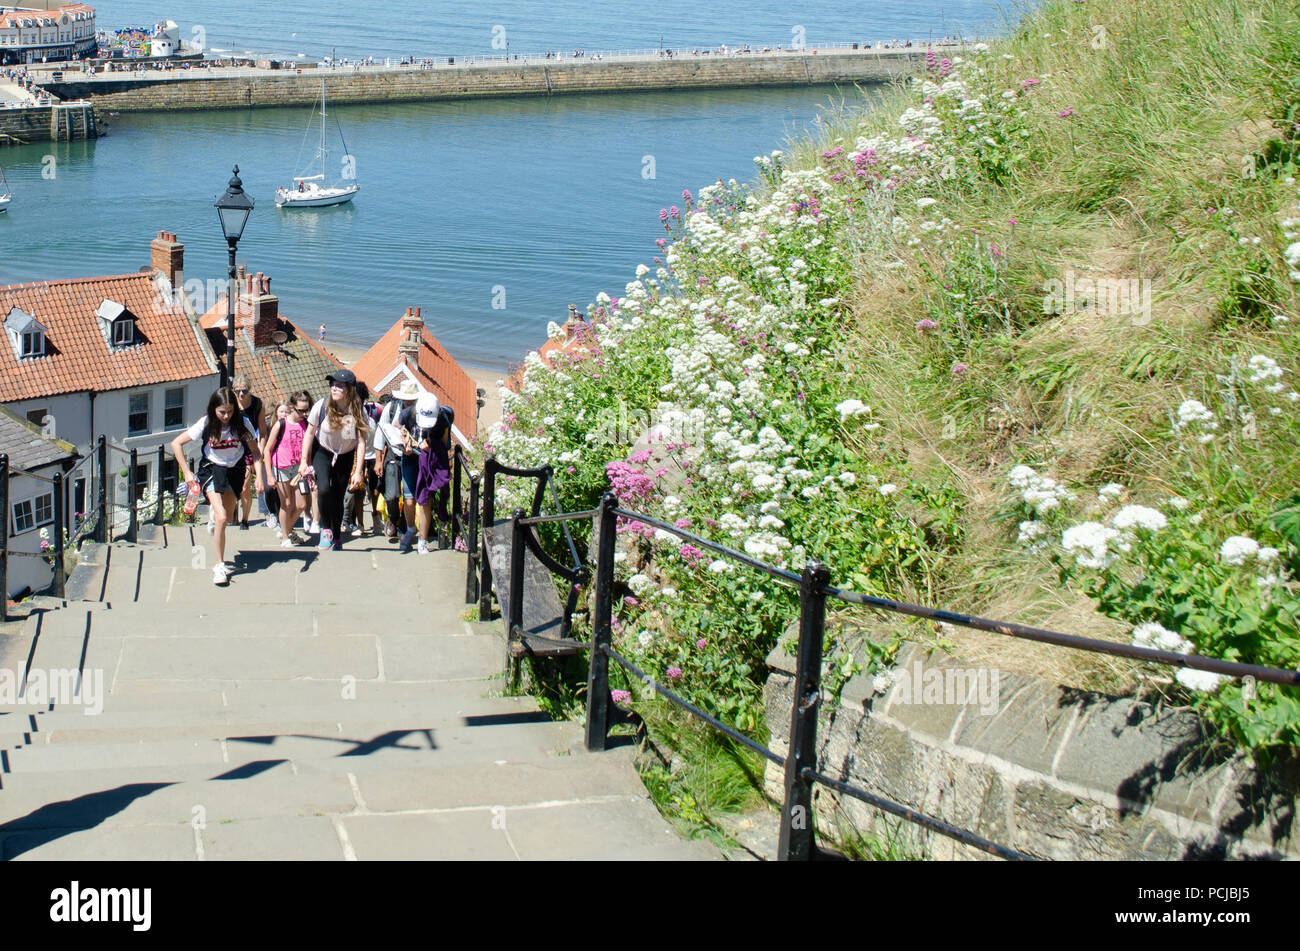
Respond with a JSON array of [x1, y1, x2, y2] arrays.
[[4, 736, 227, 775], [378, 633, 503, 681], [3, 821, 197, 861], [351, 748, 648, 812], [199, 815, 346, 861], [340, 810, 523, 860], [505, 798, 719, 860], [114, 634, 380, 682]]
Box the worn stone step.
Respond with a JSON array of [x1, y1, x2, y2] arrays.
[[0, 717, 579, 775]]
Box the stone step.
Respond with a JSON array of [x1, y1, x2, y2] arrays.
[[0, 744, 717, 862], [0, 691, 541, 751], [0, 716, 579, 776]]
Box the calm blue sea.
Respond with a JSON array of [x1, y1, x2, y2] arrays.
[[0, 0, 1024, 369]]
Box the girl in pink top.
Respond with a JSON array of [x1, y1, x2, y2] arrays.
[[265, 390, 313, 546]]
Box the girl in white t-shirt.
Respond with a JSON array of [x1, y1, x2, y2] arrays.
[[171, 387, 264, 586]]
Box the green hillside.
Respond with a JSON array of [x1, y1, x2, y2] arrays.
[[485, 0, 1300, 820]]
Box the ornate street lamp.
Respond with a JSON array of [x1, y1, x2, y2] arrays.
[[214, 165, 254, 387]]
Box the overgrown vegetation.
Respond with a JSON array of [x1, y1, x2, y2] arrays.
[[485, 0, 1300, 840]]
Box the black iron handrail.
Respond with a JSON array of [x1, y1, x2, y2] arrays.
[[469, 484, 1300, 861]]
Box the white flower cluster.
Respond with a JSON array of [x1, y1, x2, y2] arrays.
[[1130, 623, 1225, 692], [1007, 464, 1074, 515], [1172, 399, 1218, 443], [1111, 505, 1167, 533], [1061, 521, 1121, 569], [1246, 354, 1287, 394]]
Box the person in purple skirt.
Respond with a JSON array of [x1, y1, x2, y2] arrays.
[[412, 393, 453, 555]]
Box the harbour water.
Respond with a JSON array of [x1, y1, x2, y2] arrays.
[[1, 1, 1017, 369]]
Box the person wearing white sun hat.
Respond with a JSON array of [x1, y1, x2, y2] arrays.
[[413, 392, 454, 555], [375, 379, 422, 546]]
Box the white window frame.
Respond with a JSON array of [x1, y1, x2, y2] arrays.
[[20, 328, 43, 358], [128, 392, 150, 436], [112, 316, 134, 347], [164, 386, 185, 428]]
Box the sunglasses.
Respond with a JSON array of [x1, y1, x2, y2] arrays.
[[233, 389, 250, 395], [293, 405, 310, 413]]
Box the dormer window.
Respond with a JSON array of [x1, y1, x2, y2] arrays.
[[112, 316, 134, 346], [4, 306, 47, 361], [96, 298, 137, 350]]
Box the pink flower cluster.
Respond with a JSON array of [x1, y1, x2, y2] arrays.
[[679, 543, 706, 566], [611, 689, 632, 704], [606, 459, 657, 502]]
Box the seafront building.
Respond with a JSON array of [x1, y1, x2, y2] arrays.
[[0, 2, 96, 65]]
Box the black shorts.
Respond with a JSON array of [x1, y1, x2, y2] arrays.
[[198, 457, 246, 498]]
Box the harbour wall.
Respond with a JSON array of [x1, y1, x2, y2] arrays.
[[0, 101, 98, 146], [40, 49, 929, 112]]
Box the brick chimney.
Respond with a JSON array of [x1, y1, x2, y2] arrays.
[[246, 272, 279, 348], [150, 230, 184, 290], [398, 306, 422, 369]]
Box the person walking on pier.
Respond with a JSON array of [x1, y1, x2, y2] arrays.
[[300, 369, 368, 551], [172, 388, 263, 586]]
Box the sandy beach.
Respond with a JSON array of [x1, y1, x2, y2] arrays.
[[325, 342, 507, 433]]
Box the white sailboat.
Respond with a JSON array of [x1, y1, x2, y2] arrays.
[[0, 162, 11, 213], [275, 79, 359, 208]]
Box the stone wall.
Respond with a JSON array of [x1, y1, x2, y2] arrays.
[[43, 50, 927, 112], [764, 637, 1299, 860], [0, 103, 97, 145]]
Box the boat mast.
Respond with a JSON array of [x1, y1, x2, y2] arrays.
[[319, 78, 328, 185]]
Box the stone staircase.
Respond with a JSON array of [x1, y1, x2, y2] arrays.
[[0, 522, 717, 860]]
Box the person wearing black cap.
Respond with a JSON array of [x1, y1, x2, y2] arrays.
[[299, 368, 369, 551]]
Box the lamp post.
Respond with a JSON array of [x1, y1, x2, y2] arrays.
[[213, 165, 253, 388]]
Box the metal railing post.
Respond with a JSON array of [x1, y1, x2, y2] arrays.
[[95, 435, 107, 543], [0, 453, 8, 622], [479, 455, 496, 621], [508, 508, 525, 645], [585, 492, 618, 751], [52, 472, 66, 597], [128, 446, 138, 542], [154, 445, 165, 525], [452, 447, 462, 542], [465, 473, 480, 605], [779, 560, 831, 861]]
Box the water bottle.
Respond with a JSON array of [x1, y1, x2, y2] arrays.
[[182, 480, 203, 516]]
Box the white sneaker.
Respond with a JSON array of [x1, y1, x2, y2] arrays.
[[274, 525, 283, 539], [212, 563, 231, 586], [417, 539, 429, 555], [265, 516, 278, 530], [281, 537, 296, 549]]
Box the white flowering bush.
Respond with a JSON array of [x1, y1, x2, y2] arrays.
[[486, 141, 972, 729], [1001, 359, 1300, 755]]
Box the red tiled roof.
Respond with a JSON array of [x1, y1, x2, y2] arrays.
[[352, 310, 478, 440], [0, 4, 94, 28], [0, 272, 217, 403], [199, 295, 345, 413]]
